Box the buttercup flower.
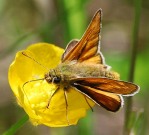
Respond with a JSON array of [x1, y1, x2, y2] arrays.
[[8, 43, 94, 127]]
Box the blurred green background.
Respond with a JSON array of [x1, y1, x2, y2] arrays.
[[0, 0, 148, 135]]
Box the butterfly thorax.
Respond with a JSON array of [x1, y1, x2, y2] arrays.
[[45, 61, 120, 84]]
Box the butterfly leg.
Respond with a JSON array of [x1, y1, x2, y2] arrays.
[[84, 96, 93, 112], [64, 89, 70, 125], [22, 79, 44, 112], [46, 85, 60, 109]]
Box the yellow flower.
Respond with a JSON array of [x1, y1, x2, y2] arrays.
[[8, 43, 94, 127]]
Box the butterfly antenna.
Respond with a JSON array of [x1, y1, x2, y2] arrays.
[[22, 52, 49, 71]]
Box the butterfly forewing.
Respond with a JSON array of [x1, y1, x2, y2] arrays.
[[71, 78, 139, 95], [61, 9, 104, 64], [72, 83, 122, 112]]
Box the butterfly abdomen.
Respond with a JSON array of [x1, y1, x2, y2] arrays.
[[56, 62, 120, 80]]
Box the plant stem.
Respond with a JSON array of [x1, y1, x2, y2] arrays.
[[123, 0, 142, 134], [2, 114, 29, 135]]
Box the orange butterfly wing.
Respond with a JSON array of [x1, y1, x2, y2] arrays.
[[72, 82, 122, 112], [61, 9, 104, 64], [71, 78, 139, 112], [71, 78, 139, 95]]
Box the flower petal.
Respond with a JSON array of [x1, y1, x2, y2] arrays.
[[8, 43, 95, 127]]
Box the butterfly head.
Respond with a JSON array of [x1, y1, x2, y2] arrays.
[[45, 70, 61, 84]]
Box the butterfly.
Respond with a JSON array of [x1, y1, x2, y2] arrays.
[[43, 9, 140, 112], [23, 9, 139, 113]]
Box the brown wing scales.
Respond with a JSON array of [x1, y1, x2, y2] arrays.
[[61, 39, 79, 61], [61, 9, 104, 64], [72, 83, 122, 112], [72, 78, 139, 95], [82, 53, 104, 64]]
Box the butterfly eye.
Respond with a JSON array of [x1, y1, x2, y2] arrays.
[[53, 76, 61, 83]]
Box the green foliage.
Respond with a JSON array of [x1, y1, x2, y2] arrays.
[[2, 115, 29, 135], [126, 110, 144, 135], [0, 0, 148, 134]]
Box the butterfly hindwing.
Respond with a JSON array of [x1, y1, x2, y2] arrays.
[[61, 9, 104, 64], [61, 39, 79, 61]]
